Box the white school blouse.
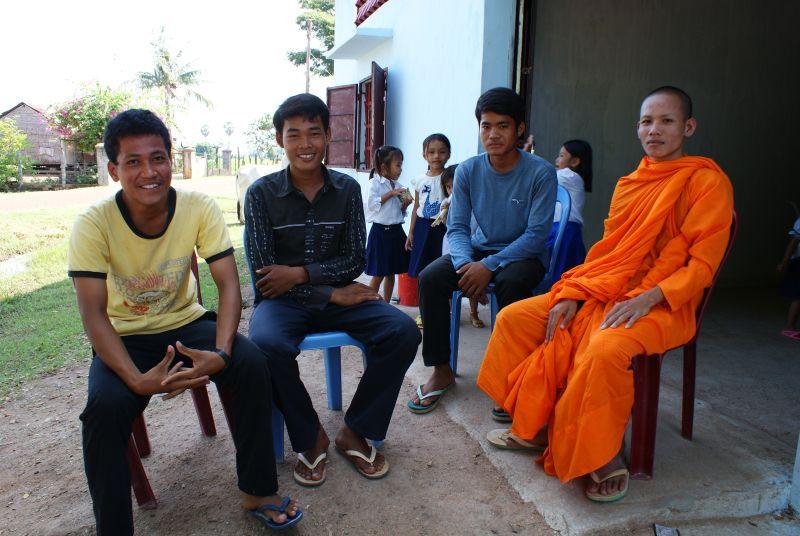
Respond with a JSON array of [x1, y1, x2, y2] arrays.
[[366, 175, 406, 225], [554, 167, 585, 225]]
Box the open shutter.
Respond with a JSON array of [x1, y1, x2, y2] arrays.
[[326, 84, 358, 168], [371, 62, 386, 153]]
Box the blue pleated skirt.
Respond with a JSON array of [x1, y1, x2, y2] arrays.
[[365, 223, 410, 276], [780, 258, 800, 299], [545, 221, 586, 282], [408, 217, 446, 277]]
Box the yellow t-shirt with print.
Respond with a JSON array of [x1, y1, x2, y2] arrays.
[[68, 188, 233, 336]]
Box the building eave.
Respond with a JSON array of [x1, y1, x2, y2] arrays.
[[327, 27, 392, 60]]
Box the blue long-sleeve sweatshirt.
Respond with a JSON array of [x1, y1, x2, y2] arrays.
[[446, 149, 557, 271]]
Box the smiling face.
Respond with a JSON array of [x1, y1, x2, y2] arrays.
[[555, 146, 579, 170], [479, 111, 524, 158], [637, 93, 697, 161], [108, 134, 172, 210], [423, 140, 450, 173], [276, 115, 330, 174]]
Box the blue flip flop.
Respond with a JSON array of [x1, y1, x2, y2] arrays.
[[248, 497, 303, 530], [407, 383, 452, 414]]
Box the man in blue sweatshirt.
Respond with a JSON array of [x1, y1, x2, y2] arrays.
[[408, 87, 556, 414]]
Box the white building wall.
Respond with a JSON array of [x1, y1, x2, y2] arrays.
[[330, 0, 517, 187]]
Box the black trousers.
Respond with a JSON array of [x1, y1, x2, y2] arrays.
[[80, 314, 276, 536], [418, 254, 545, 367], [248, 298, 420, 452]]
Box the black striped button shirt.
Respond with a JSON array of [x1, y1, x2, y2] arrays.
[[244, 165, 366, 308]]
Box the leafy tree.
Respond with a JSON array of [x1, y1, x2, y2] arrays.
[[224, 121, 234, 149], [0, 119, 29, 190], [200, 124, 210, 138], [287, 0, 335, 77], [48, 85, 131, 153], [137, 27, 212, 126], [246, 113, 278, 161]]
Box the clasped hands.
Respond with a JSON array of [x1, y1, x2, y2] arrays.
[[135, 342, 226, 400], [545, 286, 664, 342]]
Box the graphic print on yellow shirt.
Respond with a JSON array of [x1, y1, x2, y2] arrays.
[[68, 188, 233, 336]]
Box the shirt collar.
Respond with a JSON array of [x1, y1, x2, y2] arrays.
[[276, 164, 345, 197]]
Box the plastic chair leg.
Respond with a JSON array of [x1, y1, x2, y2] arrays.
[[449, 291, 464, 374], [489, 292, 499, 331], [630, 354, 662, 480], [271, 406, 285, 464], [127, 436, 158, 509], [131, 414, 151, 458], [681, 342, 697, 440], [323, 347, 343, 410], [190, 386, 217, 437]]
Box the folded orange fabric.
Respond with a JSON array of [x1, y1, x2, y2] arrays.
[[477, 156, 734, 482]]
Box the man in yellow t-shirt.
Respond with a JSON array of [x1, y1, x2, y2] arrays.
[[68, 109, 302, 534]]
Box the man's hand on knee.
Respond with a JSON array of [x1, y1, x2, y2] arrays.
[[457, 261, 492, 298], [546, 299, 578, 342], [330, 283, 381, 306], [255, 264, 308, 299], [601, 286, 664, 329]]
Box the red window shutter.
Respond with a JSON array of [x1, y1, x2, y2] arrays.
[[371, 62, 386, 154], [326, 84, 358, 168]]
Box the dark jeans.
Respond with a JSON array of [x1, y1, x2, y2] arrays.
[[248, 298, 420, 452], [80, 314, 276, 536], [418, 254, 545, 367]]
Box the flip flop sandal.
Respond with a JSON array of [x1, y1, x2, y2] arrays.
[[336, 444, 389, 479], [781, 329, 800, 340], [248, 496, 303, 530], [491, 408, 512, 423], [585, 468, 629, 503], [293, 452, 327, 487], [470, 314, 485, 328], [486, 428, 545, 451], [407, 383, 452, 414]]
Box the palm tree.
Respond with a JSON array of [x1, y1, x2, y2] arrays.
[[224, 122, 234, 149], [137, 28, 211, 127]]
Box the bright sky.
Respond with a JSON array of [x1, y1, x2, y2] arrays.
[[0, 0, 329, 151]]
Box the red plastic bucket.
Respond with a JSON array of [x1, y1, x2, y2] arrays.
[[397, 273, 418, 306]]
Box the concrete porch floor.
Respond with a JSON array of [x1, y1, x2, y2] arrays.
[[399, 287, 799, 535]]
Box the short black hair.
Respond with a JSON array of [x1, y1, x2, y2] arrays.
[[643, 86, 693, 120], [273, 93, 330, 134], [474, 87, 526, 126], [104, 109, 171, 165]]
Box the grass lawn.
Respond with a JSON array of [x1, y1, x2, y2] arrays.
[[0, 195, 249, 399]]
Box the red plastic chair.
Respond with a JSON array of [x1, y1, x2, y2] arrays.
[[126, 252, 234, 509], [629, 211, 738, 480]]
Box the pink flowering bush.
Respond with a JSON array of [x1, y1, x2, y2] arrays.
[[48, 86, 131, 153]]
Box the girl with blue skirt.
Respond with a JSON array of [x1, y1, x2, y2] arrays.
[[365, 145, 412, 302]]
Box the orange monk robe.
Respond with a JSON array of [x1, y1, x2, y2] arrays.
[[477, 156, 734, 483]]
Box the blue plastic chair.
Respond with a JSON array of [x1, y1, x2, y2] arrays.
[[242, 229, 368, 463], [448, 184, 572, 374]]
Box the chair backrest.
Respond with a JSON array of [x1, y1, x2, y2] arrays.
[[692, 210, 739, 340], [548, 184, 573, 279], [241, 227, 260, 301]]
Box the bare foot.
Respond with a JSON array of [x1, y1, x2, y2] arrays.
[[585, 449, 627, 498], [241, 493, 299, 525], [335, 425, 386, 476], [410, 364, 455, 407], [294, 425, 329, 484]]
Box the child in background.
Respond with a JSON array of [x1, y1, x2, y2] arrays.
[[435, 164, 485, 328], [365, 145, 412, 302], [778, 212, 800, 339], [407, 134, 451, 326], [548, 139, 592, 281]]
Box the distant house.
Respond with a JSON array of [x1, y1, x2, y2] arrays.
[[326, 0, 800, 287], [0, 102, 94, 170]]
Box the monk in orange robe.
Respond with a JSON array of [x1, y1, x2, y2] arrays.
[[477, 86, 734, 502]]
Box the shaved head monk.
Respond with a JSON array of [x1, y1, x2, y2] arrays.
[[477, 86, 734, 502]]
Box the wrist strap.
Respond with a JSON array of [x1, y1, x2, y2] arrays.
[[214, 348, 232, 370]]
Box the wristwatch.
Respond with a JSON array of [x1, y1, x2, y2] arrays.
[[214, 348, 232, 370]]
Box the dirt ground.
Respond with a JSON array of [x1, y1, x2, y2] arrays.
[[0, 287, 552, 536]]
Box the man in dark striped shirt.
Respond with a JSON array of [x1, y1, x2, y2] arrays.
[[244, 94, 420, 486]]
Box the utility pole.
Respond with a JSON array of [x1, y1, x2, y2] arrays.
[[305, 18, 312, 93]]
